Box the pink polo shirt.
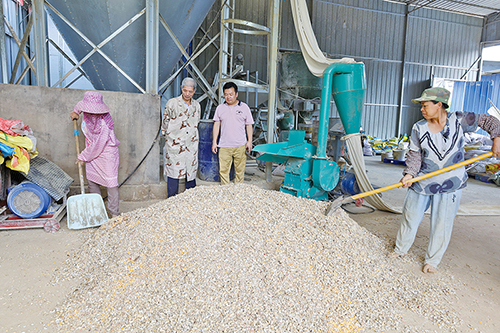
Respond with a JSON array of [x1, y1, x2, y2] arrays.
[[213, 100, 254, 148]]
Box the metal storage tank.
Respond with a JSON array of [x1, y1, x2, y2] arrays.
[[47, 0, 217, 93]]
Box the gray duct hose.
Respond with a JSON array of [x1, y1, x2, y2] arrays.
[[344, 133, 401, 214]]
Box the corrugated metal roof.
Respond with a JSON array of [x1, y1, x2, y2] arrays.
[[385, 0, 500, 17]]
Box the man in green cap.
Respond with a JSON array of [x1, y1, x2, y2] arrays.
[[389, 87, 500, 273]]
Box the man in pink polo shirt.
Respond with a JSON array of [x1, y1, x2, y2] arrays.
[[212, 82, 254, 184]]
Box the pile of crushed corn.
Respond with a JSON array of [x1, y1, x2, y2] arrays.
[[54, 184, 460, 332]]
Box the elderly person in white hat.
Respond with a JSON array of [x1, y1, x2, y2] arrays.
[[389, 87, 500, 273], [70, 91, 120, 217]]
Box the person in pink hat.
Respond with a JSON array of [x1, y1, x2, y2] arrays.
[[70, 91, 120, 217]]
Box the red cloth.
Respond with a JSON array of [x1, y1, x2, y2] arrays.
[[0, 118, 32, 137], [486, 162, 500, 174]]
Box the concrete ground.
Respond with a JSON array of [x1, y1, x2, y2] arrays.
[[1, 156, 499, 332], [342, 155, 500, 332]]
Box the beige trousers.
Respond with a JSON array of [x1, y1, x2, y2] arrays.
[[218, 145, 246, 185]]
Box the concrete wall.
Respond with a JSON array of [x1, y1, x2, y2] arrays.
[[0, 83, 163, 199]]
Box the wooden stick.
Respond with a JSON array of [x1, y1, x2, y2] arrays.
[[73, 119, 85, 194], [350, 151, 493, 200]]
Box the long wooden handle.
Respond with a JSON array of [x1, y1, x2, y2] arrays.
[[350, 151, 494, 200], [73, 119, 85, 194]]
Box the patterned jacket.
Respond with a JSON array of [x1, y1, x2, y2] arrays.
[[162, 96, 201, 181]]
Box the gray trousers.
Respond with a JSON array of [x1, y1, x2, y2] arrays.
[[88, 180, 120, 216], [395, 188, 462, 268]]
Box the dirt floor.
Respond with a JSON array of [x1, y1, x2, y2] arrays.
[[1, 157, 499, 332]]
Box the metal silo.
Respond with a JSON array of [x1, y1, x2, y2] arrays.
[[46, 0, 217, 93]]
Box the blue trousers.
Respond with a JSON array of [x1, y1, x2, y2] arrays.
[[167, 177, 196, 198], [395, 188, 462, 268]]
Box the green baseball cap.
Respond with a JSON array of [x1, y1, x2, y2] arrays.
[[411, 87, 450, 106]]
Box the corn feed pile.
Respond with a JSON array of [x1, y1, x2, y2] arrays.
[[55, 184, 460, 332]]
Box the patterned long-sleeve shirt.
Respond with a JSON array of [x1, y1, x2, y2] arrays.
[[162, 96, 201, 181], [403, 112, 500, 195], [78, 114, 120, 188]]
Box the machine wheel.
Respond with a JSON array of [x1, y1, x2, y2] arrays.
[[43, 219, 60, 233]]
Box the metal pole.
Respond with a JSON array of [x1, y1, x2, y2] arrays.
[[218, 0, 230, 103], [160, 16, 217, 100], [477, 17, 487, 82], [396, 5, 409, 138], [478, 47, 484, 82], [246, 70, 249, 103], [48, 38, 87, 79], [9, 16, 34, 84], [145, 0, 159, 94], [460, 56, 481, 80], [5, 18, 36, 75], [15, 55, 35, 84], [254, 71, 258, 109], [158, 32, 219, 94], [0, 0, 9, 83], [32, 0, 49, 86], [265, 0, 280, 182]]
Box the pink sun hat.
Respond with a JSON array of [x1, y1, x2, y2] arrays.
[[74, 91, 109, 114]]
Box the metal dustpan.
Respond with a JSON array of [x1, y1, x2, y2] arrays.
[[67, 119, 108, 229]]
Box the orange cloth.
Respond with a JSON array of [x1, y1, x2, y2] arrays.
[[4, 145, 31, 174]]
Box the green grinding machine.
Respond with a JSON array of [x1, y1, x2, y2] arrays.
[[253, 62, 366, 200]]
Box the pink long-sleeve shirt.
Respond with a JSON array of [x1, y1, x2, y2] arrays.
[[76, 111, 120, 188]]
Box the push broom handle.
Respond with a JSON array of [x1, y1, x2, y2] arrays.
[[73, 119, 85, 194], [350, 151, 494, 200]]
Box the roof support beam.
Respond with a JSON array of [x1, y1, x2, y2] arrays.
[[408, 0, 439, 14]]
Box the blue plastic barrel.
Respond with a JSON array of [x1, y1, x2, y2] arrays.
[[340, 172, 361, 195], [198, 119, 234, 182], [198, 120, 221, 181], [7, 181, 52, 219]]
